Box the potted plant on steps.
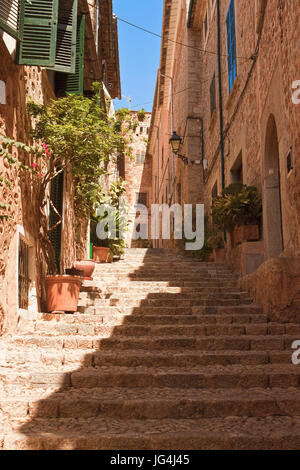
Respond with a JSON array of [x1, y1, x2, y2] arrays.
[[91, 179, 128, 263], [73, 260, 95, 280], [211, 183, 262, 246]]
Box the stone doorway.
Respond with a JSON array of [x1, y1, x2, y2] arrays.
[[263, 115, 283, 259]]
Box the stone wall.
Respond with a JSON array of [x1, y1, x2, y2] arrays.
[[123, 112, 152, 247], [148, 0, 300, 316]]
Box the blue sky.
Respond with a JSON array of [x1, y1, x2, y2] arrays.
[[113, 0, 163, 112]]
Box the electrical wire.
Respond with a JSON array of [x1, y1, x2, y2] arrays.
[[116, 16, 253, 62]]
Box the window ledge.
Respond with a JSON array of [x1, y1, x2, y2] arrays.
[[225, 76, 240, 111]]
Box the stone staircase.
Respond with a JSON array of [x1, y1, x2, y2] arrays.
[[1, 248, 300, 450]]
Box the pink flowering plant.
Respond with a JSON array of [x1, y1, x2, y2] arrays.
[[1, 83, 130, 275]]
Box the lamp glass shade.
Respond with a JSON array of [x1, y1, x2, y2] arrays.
[[169, 131, 182, 154]]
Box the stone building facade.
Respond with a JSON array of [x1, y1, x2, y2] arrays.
[[119, 111, 152, 247], [148, 0, 300, 317], [0, 0, 121, 334]]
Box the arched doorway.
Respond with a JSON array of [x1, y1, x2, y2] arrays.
[[263, 115, 283, 259]]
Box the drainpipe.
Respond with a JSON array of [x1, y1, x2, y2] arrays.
[[158, 70, 175, 205], [153, 125, 160, 247], [216, 0, 225, 192], [216, 0, 227, 243]]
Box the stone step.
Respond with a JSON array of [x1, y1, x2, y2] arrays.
[[1, 349, 293, 369], [77, 297, 253, 309], [4, 417, 300, 450], [1, 387, 300, 421], [80, 287, 243, 295], [80, 290, 249, 299], [94, 274, 235, 279], [30, 322, 297, 338], [37, 312, 268, 325], [9, 334, 298, 351], [1, 364, 299, 391], [81, 281, 238, 290], [76, 304, 261, 316]]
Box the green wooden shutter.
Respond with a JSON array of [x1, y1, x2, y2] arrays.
[[0, 0, 24, 40], [65, 15, 85, 94], [17, 0, 58, 66], [48, 0, 78, 74]]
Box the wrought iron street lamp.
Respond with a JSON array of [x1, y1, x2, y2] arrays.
[[169, 131, 182, 155]]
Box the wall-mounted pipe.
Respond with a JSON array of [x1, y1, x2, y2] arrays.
[[217, 0, 225, 191]]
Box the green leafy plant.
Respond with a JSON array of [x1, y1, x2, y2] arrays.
[[91, 179, 128, 259], [207, 232, 225, 250], [0, 136, 39, 221], [212, 184, 262, 232], [137, 108, 146, 121], [1, 84, 131, 275]]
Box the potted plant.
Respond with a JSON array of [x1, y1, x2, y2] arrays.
[[2, 85, 130, 313], [212, 183, 262, 246], [90, 179, 128, 264], [74, 260, 95, 280]]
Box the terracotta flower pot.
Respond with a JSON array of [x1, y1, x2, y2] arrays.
[[242, 224, 260, 241], [92, 246, 110, 263], [234, 225, 259, 245], [74, 260, 95, 280], [44, 275, 83, 313], [213, 248, 226, 262]]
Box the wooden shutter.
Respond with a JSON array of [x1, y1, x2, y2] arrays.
[[0, 0, 23, 39], [48, 0, 78, 74], [64, 15, 85, 94], [17, 0, 58, 66], [226, 0, 237, 93]]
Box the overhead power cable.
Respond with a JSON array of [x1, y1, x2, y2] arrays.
[[116, 16, 253, 62]]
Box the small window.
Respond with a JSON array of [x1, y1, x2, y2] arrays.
[[287, 149, 293, 174], [135, 154, 145, 165], [226, 0, 237, 93], [230, 152, 243, 183], [210, 73, 216, 117], [136, 192, 147, 206]]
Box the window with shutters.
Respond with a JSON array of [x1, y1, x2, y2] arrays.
[[16, 0, 78, 74], [55, 15, 85, 96], [226, 0, 237, 93], [0, 0, 23, 39], [48, 0, 78, 74]]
